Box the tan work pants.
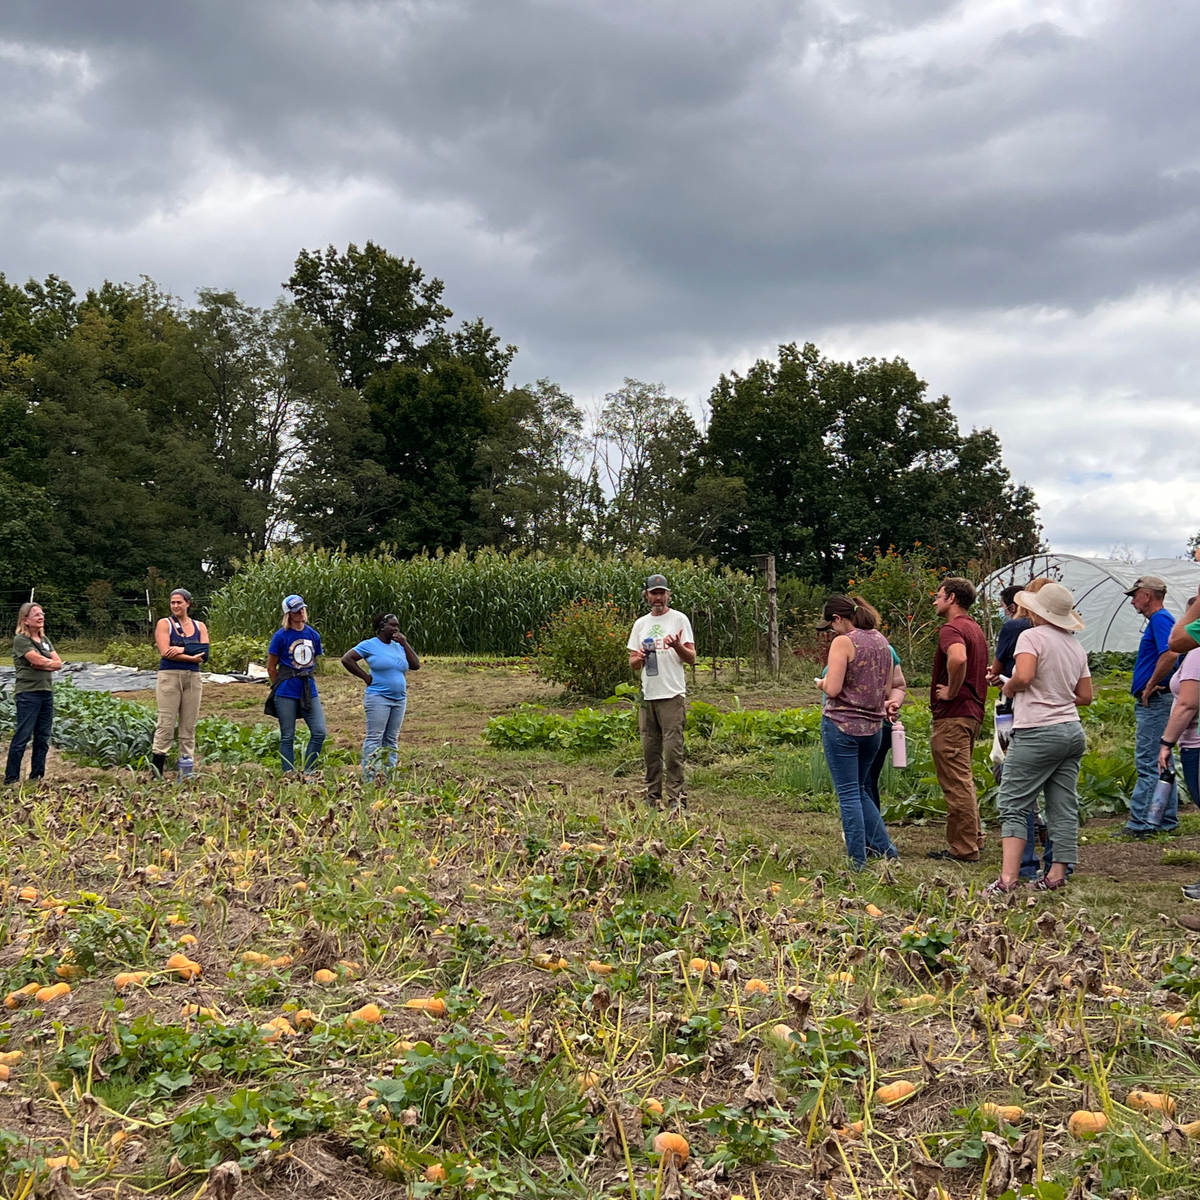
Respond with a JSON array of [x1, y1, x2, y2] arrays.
[[153, 670, 202, 758], [639, 694, 687, 805], [931, 717, 983, 860]]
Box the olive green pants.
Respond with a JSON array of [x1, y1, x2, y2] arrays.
[[639, 694, 686, 805]]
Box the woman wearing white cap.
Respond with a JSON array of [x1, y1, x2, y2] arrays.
[[983, 582, 1093, 895], [265, 595, 326, 776]]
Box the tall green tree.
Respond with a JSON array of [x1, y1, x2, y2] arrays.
[[701, 342, 1039, 582], [592, 379, 701, 553], [286, 241, 452, 389], [180, 291, 345, 553], [285, 242, 528, 554], [472, 379, 594, 551]]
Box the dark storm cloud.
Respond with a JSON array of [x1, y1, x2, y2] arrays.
[[3, 1, 1200, 552]]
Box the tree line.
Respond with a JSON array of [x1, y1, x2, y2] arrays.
[[0, 241, 1041, 627]]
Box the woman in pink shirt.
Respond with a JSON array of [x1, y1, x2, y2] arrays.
[[983, 583, 1093, 895]]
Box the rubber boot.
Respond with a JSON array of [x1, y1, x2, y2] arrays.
[[151, 753, 167, 779]]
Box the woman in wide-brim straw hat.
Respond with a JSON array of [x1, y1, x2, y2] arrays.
[[983, 582, 1093, 895]]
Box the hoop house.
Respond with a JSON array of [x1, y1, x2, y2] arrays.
[[981, 555, 1200, 654]]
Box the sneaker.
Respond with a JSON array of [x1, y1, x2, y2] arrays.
[[1178, 913, 1200, 934], [1027, 875, 1067, 892], [1181, 884, 1200, 901], [981, 878, 1019, 897]]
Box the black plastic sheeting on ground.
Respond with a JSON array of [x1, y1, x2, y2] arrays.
[[0, 662, 267, 693]]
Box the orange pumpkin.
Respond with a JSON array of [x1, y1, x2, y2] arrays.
[[652, 1131, 690, 1165], [348, 1003, 383, 1025], [1068, 1110, 1108, 1139], [1128, 1090, 1175, 1116], [744, 978, 770, 996], [165, 952, 201, 981], [980, 1103, 1024, 1123], [35, 982, 72, 1003], [403, 996, 447, 1017], [874, 1080, 916, 1105]]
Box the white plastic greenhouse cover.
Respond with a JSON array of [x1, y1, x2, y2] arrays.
[[982, 555, 1200, 654]]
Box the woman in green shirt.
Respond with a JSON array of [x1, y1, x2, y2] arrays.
[[4, 603, 63, 785]]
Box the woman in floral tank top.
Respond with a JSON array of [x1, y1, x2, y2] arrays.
[[817, 594, 901, 868]]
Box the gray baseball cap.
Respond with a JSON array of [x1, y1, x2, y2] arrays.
[[645, 574, 670, 590], [1124, 575, 1167, 596]]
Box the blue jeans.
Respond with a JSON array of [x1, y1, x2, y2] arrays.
[[362, 692, 406, 776], [1127, 690, 1177, 832], [1019, 810, 1055, 879], [4, 691, 53, 784], [1181, 746, 1200, 812], [863, 721, 891, 810], [274, 693, 326, 774], [821, 716, 898, 868]]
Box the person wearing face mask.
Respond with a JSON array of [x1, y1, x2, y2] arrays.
[[4, 602, 63, 786], [151, 588, 209, 780], [627, 574, 696, 811], [341, 612, 421, 780]]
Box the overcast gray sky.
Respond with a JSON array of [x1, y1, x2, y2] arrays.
[[3, 0, 1198, 557]]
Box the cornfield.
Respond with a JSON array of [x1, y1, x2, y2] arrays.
[[208, 548, 765, 656]]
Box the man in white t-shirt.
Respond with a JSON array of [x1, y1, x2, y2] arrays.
[[627, 574, 696, 810]]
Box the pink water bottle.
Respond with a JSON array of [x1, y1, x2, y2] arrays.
[[890, 720, 907, 769]]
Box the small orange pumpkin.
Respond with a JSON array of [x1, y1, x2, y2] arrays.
[[165, 952, 201, 980], [652, 1131, 690, 1165], [875, 1080, 916, 1105], [1128, 1090, 1175, 1116], [1068, 1110, 1109, 1139], [403, 996, 447, 1017]]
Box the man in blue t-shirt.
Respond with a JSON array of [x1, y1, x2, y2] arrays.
[[1126, 574, 1180, 836]]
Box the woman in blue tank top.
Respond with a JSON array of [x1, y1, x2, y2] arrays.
[[152, 588, 209, 779]]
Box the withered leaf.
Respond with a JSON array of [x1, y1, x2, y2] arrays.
[[203, 1162, 242, 1200], [909, 1144, 942, 1199]]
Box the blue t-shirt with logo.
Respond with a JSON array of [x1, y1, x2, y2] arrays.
[[352, 637, 409, 701], [268, 625, 323, 699], [1132, 608, 1177, 695]]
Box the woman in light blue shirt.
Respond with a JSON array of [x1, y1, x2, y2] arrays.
[[340, 613, 421, 779]]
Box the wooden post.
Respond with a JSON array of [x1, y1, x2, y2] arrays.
[[753, 554, 780, 678]]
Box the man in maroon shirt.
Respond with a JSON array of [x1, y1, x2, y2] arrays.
[[927, 576, 989, 863]]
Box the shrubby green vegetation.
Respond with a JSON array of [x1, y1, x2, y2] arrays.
[[0, 680, 350, 769], [487, 688, 1141, 823], [103, 635, 268, 674]]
